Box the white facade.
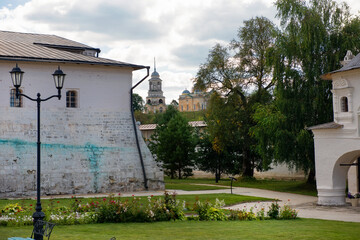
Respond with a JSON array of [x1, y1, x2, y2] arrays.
[[0, 31, 164, 198], [310, 52, 360, 205]]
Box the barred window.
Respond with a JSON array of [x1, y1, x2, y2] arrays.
[[10, 88, 23, 107], [341, 97, 348, 112], [66, 90, 78, 108]]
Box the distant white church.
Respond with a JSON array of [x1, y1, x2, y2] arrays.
[[0, 31, 164, 198], [310, 50, 360, 205]]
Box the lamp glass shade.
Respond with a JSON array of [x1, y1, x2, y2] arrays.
[[52, 67, 66, 89], [10, 64, 24, 88]]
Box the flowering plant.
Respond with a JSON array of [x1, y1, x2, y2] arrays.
[[347, 192, 360, 199]]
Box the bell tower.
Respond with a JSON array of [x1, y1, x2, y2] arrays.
[[145, 59, 166, 113]]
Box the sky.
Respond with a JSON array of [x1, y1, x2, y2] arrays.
[[1, 0, 360, 103]]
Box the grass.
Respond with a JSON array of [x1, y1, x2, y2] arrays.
[[165, 177, 317, 196], [1, 219, 359, 240], [0, 194, 272, 214], [165, 182, 229, 191]]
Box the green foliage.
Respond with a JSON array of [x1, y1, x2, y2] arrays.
[[149, 106, 197, 179], [132, 93, 144, 112], [280, 204, 298, 220], [267, 202, 280, 219], [196, 92, 243, 182], [194, 16, 277, 177], [228, 209, 257, 221], [252, 0, 360, 182], [193, 199, 227, 221]]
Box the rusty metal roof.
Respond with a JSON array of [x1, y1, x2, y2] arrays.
[[0, 30, 146, 70], [307, 122, 343, 130]]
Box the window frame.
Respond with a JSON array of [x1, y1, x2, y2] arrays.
[[66, 89, 79, 108], [10, 88, 23, 108]]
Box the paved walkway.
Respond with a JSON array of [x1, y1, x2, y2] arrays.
[[39, 186, 360, 223]]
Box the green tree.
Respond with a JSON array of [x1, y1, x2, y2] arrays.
[[196, 92, 242, 182], [194, 16, 276, 177], [252, 0, 360, 183], [132, 93, 144, 112], [149, 107, 197, 179]]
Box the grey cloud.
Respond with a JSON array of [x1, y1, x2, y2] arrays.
[[182, 1, 277, 41], [172, 43, 212, 67], [24, 3, 169, 41]]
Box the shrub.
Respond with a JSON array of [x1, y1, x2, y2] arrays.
[[267, 201, 280, 219], [280, 205, 298, 220], [228, 209, 256, 221], [193, 199, 226, 221]]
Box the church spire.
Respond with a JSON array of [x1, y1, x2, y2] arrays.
[[154, 57, 156, 72]]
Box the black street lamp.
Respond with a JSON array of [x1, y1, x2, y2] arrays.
[[10, 64, 65, 240]]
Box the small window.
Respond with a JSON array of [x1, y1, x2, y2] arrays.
[[341, 97, 348, 112], [10, 88, 23, 107], [159, 99, 163, 104], [66, 90, 78, 108], [159, 107, 163, 113], [147, 99, 151, 104], [193, 104, 196, 110], [181, 105, 183, 111]]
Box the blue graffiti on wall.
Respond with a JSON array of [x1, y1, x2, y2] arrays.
[[0, 138, 119, 193]]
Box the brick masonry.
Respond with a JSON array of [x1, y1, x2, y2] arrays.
[[0, 107, 164, 198]]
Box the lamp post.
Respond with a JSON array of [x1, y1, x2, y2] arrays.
[[10, 64, 65, 240]]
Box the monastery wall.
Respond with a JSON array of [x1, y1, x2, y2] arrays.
[[0, 62, 164, 198], [0, 108, 164, 198]]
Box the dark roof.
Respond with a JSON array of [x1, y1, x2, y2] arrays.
[[307, 122, 343, 130], [321, 53, 360, 80], [0, 31, 147, 70]]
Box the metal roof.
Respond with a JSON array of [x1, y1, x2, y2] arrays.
[[307, 122, 343, 130], [321, 53, 360, 80], [0, 30, 146, 70]]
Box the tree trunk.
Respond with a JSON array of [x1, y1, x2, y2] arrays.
[[306, 168, 316, 184], [242, 158, 254, 177]]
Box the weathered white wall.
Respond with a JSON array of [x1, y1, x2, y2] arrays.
[[312, 69, 360, 206], [0, 61, 164, 198]]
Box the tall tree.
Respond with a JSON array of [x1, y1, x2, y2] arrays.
[[252, 0, 360, 183], [195, 16, 276, 177], [196, 92, 242, 182], [149, 107, 197, 179]]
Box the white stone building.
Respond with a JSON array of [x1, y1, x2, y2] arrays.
[[0, 31, 164, 198], [309, 50, 360, 205]]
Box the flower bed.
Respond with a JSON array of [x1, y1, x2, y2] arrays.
[[0, 192, 298, 226]]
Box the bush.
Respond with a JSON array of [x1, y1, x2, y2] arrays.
[[267, 201, 280, 219], [280, 204, 298, 220], [228, 209, 256, 221], [193, 198, 226, 221]]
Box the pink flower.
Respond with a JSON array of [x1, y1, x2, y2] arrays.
[[103, 198, 106, 201]]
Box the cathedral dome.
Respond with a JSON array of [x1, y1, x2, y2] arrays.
[[182, 89, 190, 94], [151, 70, 160, 78]]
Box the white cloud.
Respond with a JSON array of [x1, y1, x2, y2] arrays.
[[1, 0, 360, 102]]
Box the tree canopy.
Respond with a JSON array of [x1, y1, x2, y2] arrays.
[[252, 0, 360, 182], [149, 106, 197, 179], [194, 16, 277, 177]]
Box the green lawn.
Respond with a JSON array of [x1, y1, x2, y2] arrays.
[[1, 219, 359, 240], [166, 182, 229, 191], [165, 177, 317, 196]]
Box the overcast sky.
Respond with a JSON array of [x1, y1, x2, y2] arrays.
[[1, 0, 360, 102]]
